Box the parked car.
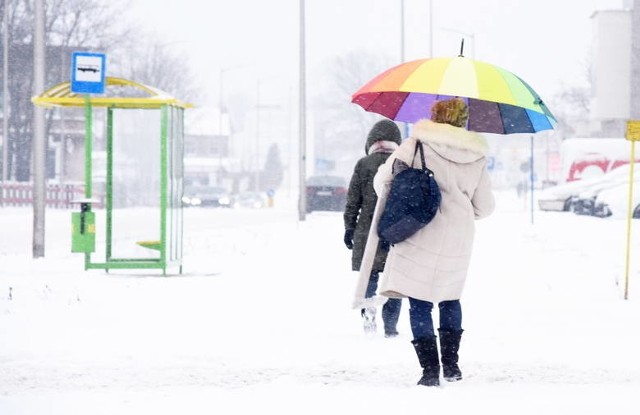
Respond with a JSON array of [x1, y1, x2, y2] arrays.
[[182, 186, 233, 208], [538, 163, 639, 212], [305, 175, 347, 212], [593, 181, 640, 219], [538, 176, 606, 212], [233, 191, 266, 209], [571, 163, 640, 216]]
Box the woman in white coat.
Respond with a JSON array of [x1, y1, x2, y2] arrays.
[[373, 98, 495, 387]]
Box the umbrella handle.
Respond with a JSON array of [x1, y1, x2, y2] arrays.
[[459, 38, 465, 57]]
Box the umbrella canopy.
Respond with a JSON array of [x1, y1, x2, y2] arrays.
[[352, 56, 557, 134]]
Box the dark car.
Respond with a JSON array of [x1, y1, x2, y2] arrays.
[[305, 175, 347, 212], [182, 186, 233, 208]]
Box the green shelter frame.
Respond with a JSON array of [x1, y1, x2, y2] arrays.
[[32, 77, 192, 275]]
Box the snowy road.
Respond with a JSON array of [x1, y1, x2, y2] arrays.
[[1, 192, 640, 414]]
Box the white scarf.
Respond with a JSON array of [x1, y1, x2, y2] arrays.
[[369, 140, 399, 155]]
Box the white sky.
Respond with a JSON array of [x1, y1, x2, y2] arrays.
[[126, 0, 624, 107]]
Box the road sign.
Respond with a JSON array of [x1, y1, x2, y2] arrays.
[[626, 120, 640, 141], [71, 52, 106, 94]]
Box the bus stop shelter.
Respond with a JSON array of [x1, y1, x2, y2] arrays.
[[32, 77, 191, 275]]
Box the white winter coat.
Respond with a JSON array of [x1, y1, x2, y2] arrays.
[[370, 119, 495, 303]]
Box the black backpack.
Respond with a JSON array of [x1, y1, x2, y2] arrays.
[[377, 141, 441, 245]]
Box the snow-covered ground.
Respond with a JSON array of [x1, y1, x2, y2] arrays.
[[1, 191, 639, 414]]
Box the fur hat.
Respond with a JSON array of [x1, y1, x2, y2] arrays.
[[365, 119, 402, 154], [431, 98, 469, 128]]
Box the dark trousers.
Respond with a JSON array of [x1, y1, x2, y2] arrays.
[[408, 298, 462, 340], [365, 272, 402, 332]]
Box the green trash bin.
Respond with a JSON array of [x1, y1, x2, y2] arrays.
[[71, 202, 96, 253]]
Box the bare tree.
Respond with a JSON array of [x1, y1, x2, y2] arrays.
[[549, 83, 592, 139], [1, 0, 129, 180], [0, 0, 197, 182], [312, 51, 395, 173], [111, 32, 200, 105]]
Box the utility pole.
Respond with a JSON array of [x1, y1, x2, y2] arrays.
[[32, 0, 46, 257], [400, 0, 405, 62], [401, 0, 409, 138], [2, 0, 9, 204], [298, 0, 307, 221], [429, 0, 433, 57], [256, 79, 261, 192]]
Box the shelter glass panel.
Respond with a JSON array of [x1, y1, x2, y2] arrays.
[[109, 108, 161, 260], [168, 106, 184, 263]]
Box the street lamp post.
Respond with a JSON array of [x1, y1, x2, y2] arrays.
[[298, 0, 307, 221], [32, 0, 45, 257], [428, 0, 433, 57], [400, 0, 409, 138], [256, 79, 261, 192], [218, 67, 227, 185], [400, 0, 405, 62], [2, 0, 9, 204]]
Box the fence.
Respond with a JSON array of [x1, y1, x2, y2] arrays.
[[0, 182, 103, 209]]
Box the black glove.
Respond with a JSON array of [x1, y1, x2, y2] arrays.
[[379, 238, 390, 252], [343, 229, 354, 250]]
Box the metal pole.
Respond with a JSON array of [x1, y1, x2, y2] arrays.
[[298, 0, 307, 221], [219, 69, 224, 137], [83, 95, 92, 270], [2, 0, 9, 203], [624, 140, 636, 300], [218, 68, 224, 185], [428, 0, 433, 57], [530, 135, 535, 225], [58, 50, 67, 185], [160, 105, 168, 274], [32, 0, 46, 258], [400, 0, 405, 62], [256, 79, 260, 192], [401, 0, 409, 139]]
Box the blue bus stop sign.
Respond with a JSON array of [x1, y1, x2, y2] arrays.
[[71, 52, 106, 94]]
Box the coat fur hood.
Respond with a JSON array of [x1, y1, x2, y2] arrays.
[[412, 119, 489, 164]]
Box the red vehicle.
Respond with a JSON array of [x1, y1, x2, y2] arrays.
[[561, 138, 636, 182]]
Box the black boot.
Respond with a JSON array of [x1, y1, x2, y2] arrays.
[[438, 329, 463, 381], [411, 336, 440, 386]]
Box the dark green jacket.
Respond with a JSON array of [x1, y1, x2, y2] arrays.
[[344, 151, 392, 271], [344, 119, 401, 272]]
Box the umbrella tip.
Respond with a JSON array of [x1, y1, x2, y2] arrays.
[[458, 38, 465, 57]]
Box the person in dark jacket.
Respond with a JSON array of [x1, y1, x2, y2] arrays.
[[343, 119, 403, 337]]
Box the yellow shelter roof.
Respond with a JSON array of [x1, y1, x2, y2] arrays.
[[31, 77, 192, 109]]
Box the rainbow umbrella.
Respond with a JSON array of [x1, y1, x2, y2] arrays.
[[352, 55, 557, 135]]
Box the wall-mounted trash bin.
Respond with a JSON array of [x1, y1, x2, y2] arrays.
[[71, 199, 98, 253]]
